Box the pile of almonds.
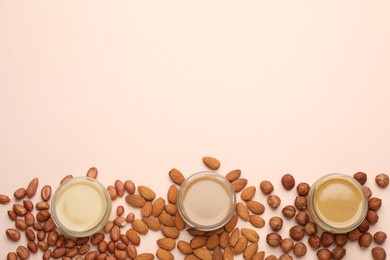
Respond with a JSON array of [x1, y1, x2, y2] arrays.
[[0, 157, 388, 260]]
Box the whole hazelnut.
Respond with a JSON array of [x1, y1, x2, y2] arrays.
[[280, 238, 294, 253], [372, 247, 387, 260], [282, 205, 296, 219], [358, 219, 370, 233], [267, 195, 281, 209], [260, 180, 274, 195], [334, 234, 348, 246], [296, 182, 310, 196], [317, 248, 332, 260], [266, 233, 282, 247], [320, 232, 334, 247], [331, 246, 346, 260], [293, 242, 307, 257], [304, 222, 317, 235], [265, 255, 277, 260], [373, 231, 387, 244], [294, 196, 307, 210], [281, 174, 295, 190], [295, 211, 309, 226], [363, 186, 372, 199], [366, 210, 379, 224], [353, 171, 367, 185], [269, 216, 283, 231], [359, 232, 373, 248], [347, 228, 361, 241], [368, 197, 382, 211], [278, 254, 293, 260], [289, 225, 305, 241], [308, 235, 321, 249], [375, 173, 389, 188]]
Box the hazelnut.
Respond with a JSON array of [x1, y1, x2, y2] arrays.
[[373, 231, 387, 244], [331, 246, 346, 260], [308, 235, 321, 249], [289, 225, 305, 241], [368, 197, 382, 211], [366, 210, 379, 224], [320, 232, 334, 247], [295, 211, 309, 226], [282, 205, 296, 219], [334, 234, 348, 247], [363, 186, 372, 199], [304, 222, 317, 235], [353, 172, 367, 185], [278, 254, 293, 260], [375, 173, 389, 188], [266, 233, 282, 247], [265, 255, 277, 260], [280, 238, 294, 253], [294, 196, 307, 210], [296, 182, 310, 196], [359, 232, 372, 248], [372, 247, 387, 260], [281, 174, 295, 190], [317, 248, 331, 260], [293, 242, 307, 257], [260, 180, 274, 195], [269, 216, 283, 231], [267, 195, 281, 209], [358, 219, 370, 232], [347, 228, 361, 241]]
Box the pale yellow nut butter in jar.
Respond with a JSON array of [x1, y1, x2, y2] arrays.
[[307, 173, 368, 233], [51, 177, 112, 237], [177, 171, 236, 231]]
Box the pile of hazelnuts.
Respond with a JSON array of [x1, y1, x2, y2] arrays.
[[259, 172, 388, 260]]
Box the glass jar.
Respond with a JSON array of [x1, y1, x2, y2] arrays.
[[307, 173, 368, 233], [177, 171, 236, 231], [51, 177, 112, 237]]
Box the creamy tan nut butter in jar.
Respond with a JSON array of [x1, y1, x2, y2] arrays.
[[177, 171, 236, 231], [51, 177, 112, 237], [307, 173, 368, 233]]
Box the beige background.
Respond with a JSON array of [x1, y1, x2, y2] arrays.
[[0, 1, 389, 259]]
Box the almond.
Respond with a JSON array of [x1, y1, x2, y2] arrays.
[[14, 188, 26, 200], [126, 229, 141, 246], [213, 247, 223, 260], [141, 201, 153, 218], [178, 240, 193, 254], [224, 214, 238, 232], [244, 242, 258, 260], [225, 169, 241, 182], [161, 226, 180, 239], [6, 228, 21, 241], [167, 185, 178, 204], [86, 167, 98, 179], [187, 228, 206, 236], [26, 178, 39, 198], [202, 156, 221, 170], [159, 213, 176, 227], [241, 228, 259, 242], [115, 180, 125, 197], [193, 248, 212, 260], [132, 219, 148, 234], [152, 197, 165, 216], [219, 231, 229, 248], [138, 186, 156, 201], [0, 194, 10, 204], [253, 251, 265, 260], [223, 247, 234, 260], [142, 217, 161, 231], [241, 186, 256, 201], [156, 248, 174, 260], [249, 215, 265, 228], [169, 168, 185, 185], [16, 246, 30, 260], [41, 185, 52, 201], [206, 234, 219, 250], [157, 237, 176, 250], [229, 228, 240, 247], [135, 253, 155, 260], [60, 175, 73, 184], [175, 211, 186, 230], [124, 180, 136, 194], [126, 194, 146, 208], [165, 203, 178, 215], [233, 236, 248, 254], [190, 236, 207, 249], [246, 201, 265, 215], [236, 202, 250, 221], [231, 178, 248, 192]]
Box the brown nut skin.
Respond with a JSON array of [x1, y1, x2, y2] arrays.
[[375, 173, 389, 188], [289, 225, 305, 241], [368, 197, 382, 211], [317, 248, 332, 260], [358, 219, 370, 233], [296, 182, 310, 196], [363, 186, 372, 199], [366, 210, 379, 224], [308, 235, 321, 249], [266, 233, 282, 247], [332, 246, 346, 260], [294, 196, 307, 210], [372, 247, 387, 260], [321, 232, 334, 247], [293, 242, 307, 257], [353, 172, 367, 185], [280, 238, 294, 253], [347, 228, 361, 241], [373, 231, 387, 244], [304, 222, 317, 235], [269, 216, 283, 231], [281, 174, 295, 190], [334, 234, 348, 247], [260, 180, 274, 195], [359, 232, 373, 248], [267, 195, 281, 209], [282, 205, 296, 219], [295, 211, 309, 226]]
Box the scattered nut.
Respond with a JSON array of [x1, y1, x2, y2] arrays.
[[372, 247, 387, 260], [259, 180, 274, 195], [266, 233, 282, 247], [332, 246, 346, 260], [294, 196, 307, 210], [280, 238, 294, 253], [375, 173, 389, 188], [367, 210, 379, 224], [373, 231, 387, 244], [317, 248, 332, 260], [359, 232, 373, 248], [308, 235, 321, 249], [363, 186, 372, 199], [281, 174, 295, 190], [353, 172, 367, 185], [293, 242, 307, 257], [321, 232, 334, 247], [282, 205, 296, 219], [295, 210, 309, 226], [334, 234, 348, 247], [269, 216, 283, 231], [267, 195, 281, 209], [289, 225, 305, 241], [304, 222, 317, 235], [368, 197, 382, 211], [296, 182, 310, 196]]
